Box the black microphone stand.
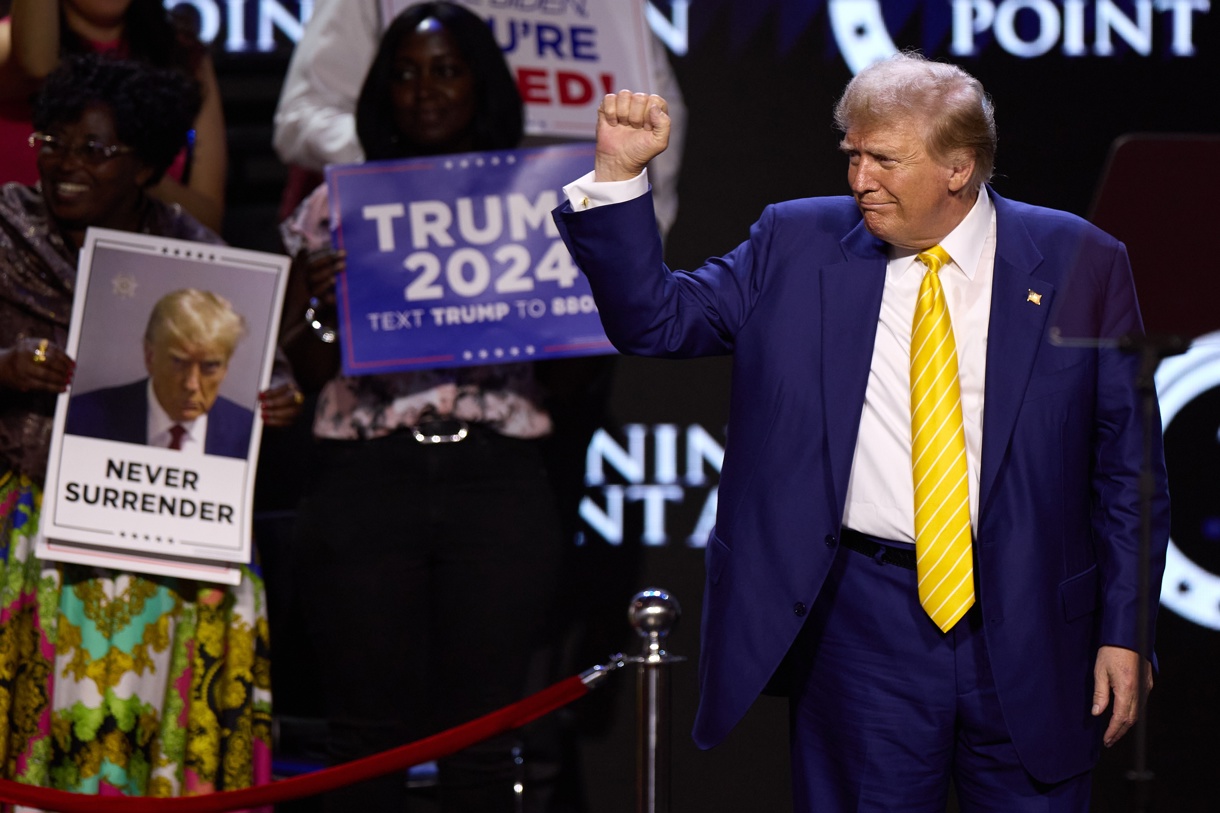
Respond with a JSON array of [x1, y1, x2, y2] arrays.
[[1117, 332, 1189, 813]]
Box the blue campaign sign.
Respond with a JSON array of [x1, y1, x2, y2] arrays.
[[326, 143, 613, 375]]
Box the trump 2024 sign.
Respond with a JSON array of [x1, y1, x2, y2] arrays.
[[327, 144, 613, 376]]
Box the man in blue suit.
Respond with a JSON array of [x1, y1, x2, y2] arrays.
[[66, 289, 253, 460], [554, 54, 1169, 811]]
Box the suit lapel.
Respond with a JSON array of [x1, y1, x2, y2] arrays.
[[979, 193, 1055, 516], [821, 222, 888, 512]]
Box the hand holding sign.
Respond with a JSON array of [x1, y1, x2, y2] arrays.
[[299, 247, 347, 309], [0, 337, 74, 394]]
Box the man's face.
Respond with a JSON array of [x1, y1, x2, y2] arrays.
[[841, 118, 970, 251], [144, 338, 230, 422]]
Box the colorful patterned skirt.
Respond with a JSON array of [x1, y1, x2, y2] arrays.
[[0, 471, 272, 806]]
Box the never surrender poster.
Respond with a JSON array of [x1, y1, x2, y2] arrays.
[[39, 229, 289, 584], [327, 143, 613, 376]]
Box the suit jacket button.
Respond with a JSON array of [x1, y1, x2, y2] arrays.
[[824, 534, 836, 548], [793, 602, 807, 617]]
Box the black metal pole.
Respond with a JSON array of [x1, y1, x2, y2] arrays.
[[1120, 332, 1188, 813]]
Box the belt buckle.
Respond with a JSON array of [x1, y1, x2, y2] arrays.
[[411, 419, 469, 444]]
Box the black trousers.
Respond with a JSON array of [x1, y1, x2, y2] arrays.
[[293, 428, 563, 812]]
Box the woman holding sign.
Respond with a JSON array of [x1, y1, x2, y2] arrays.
[[0, 55, 300, 800], [280, 3, 567, 810]]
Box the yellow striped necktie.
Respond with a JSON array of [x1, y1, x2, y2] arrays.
[[910, 245, 975, 632]]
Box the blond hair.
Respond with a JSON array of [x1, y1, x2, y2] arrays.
[[144, 289, 246, 359], [834, 52, 997, 191]]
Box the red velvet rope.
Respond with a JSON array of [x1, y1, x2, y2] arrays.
[[0, 674, 590, 813]]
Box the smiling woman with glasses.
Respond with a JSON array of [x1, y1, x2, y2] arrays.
[[0, 0, 228, 232], [8, 54, 200, 249], [0, 53, 291, 804]]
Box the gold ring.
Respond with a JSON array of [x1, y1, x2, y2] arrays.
[[292, 390, 304, 405], [32, 339, 48, 365]]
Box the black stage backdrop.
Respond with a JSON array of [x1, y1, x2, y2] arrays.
[[47, 0, 1213, 810]]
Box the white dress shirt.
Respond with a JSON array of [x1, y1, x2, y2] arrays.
[[842, 188, 996, 543], [563, 175, 998, 544], [146, 379, 207, 454]]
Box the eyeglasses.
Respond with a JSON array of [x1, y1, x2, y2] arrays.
[[28, 132, 133, 164]]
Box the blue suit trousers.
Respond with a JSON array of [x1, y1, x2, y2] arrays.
[[789, 535, 1094, 812]]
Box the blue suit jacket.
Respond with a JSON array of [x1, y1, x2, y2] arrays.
[[65, 378, 254, 460], [554, 189, 1170, 784]]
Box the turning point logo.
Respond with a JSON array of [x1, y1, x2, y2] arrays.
[[829, 0, 1211, 74], [1156, 332, 1220, 630]]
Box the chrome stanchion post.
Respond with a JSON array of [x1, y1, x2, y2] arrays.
[[626, 589, 684, 813]]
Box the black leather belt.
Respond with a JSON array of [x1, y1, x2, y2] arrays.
[[839, 527, 917, 571]]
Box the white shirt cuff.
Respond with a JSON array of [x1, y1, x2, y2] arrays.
[[563, 169, 650, 212]]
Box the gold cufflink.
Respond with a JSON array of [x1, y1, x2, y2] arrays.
[[1027, 290, 1042, 305], [580, 196, 590, 209]]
